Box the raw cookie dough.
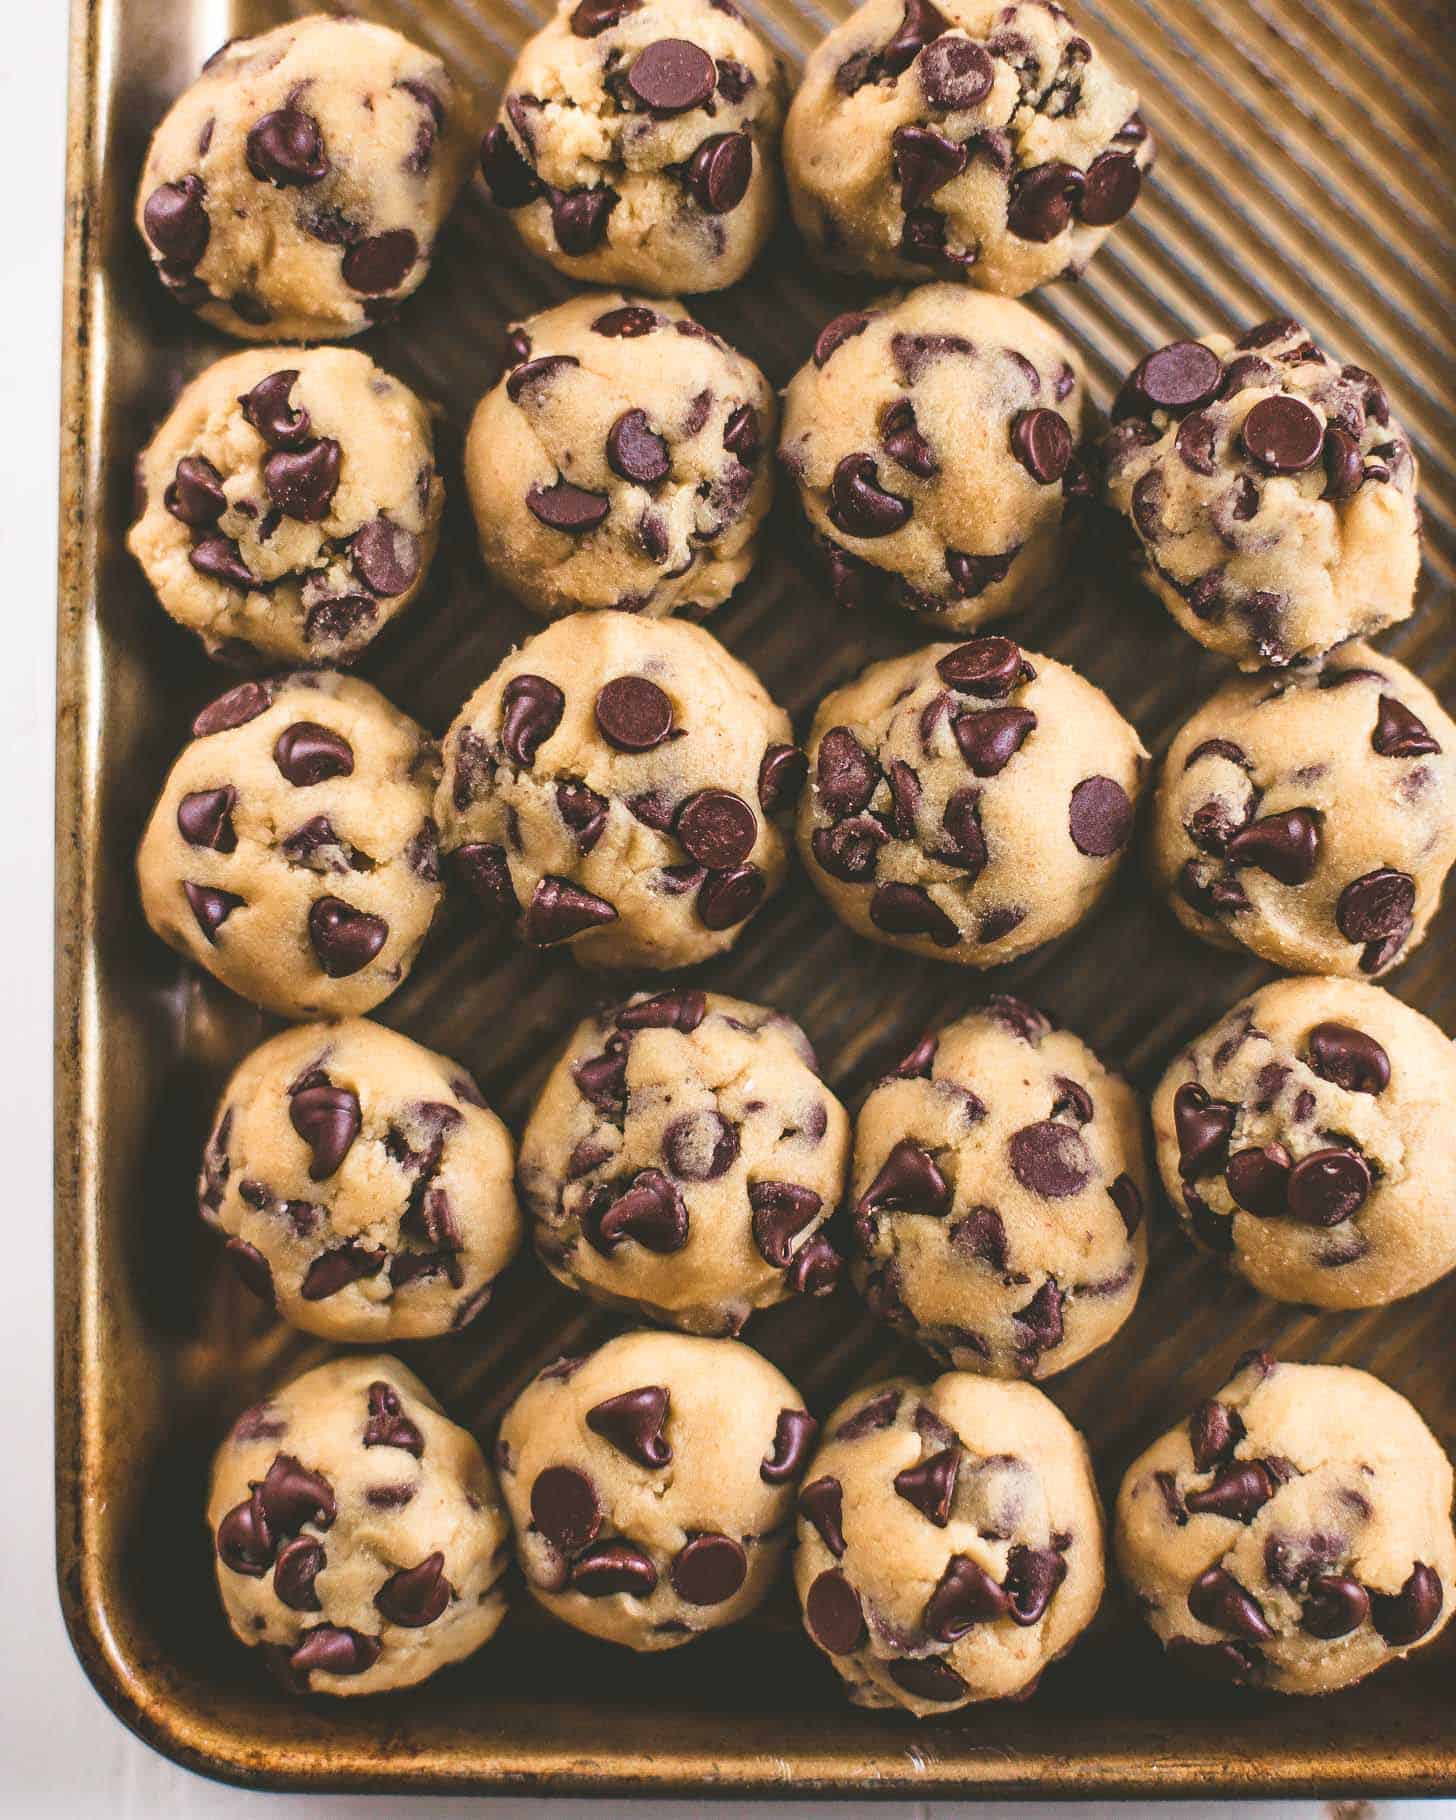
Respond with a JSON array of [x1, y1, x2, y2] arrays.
[[496, 1330, 816, 1649], [1151, 976, 1456, 1308], [794, 1373, 1103, 1714], [480, 0, 787, 295], [208, 1355, 511, 1695], [136, 16, 478, 341], [1103, 318, 1420, 669], [784, 0, 1152, 294], [1151, 644, 1456, 980], [1115, 1353, 1456, 1695], [129, 348, 443, 667], [435, 610, 797, 969], [200, 1018, 522, 1341], [780, 284, 1091, 628], [851, 997, 1148, 1377], [518, 988, 850, 1334], [469, 293, 776, 621], [137, 672, 442, 1019], [797, 634, 1146, 965]]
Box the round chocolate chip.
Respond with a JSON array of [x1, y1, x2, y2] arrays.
[[307, 897, 388, 977], [502, 673, 565, 767], [1125, 341, 1223, 417], [596, 675, 673, 750], [1079, 150, 1141, 225], [143, 175, 210, 265], [696, 863, 764, 930], [341, 230, 418, 295], [937, 636, 1025, 698], [830, 453, 913, 538], [918, 35, 994, 109], [628, 38, 717, 112], [686, 133, 752, 212], [527, 478, 610, 534], [1009, 1121, 1093, 1199], [245, 107, 329, 187], [1010, 409, 1073, 484], [676, 790, 757, 870], [1308, 1023, 1390, 1095], [531, 1465, 600, 1553], [273, 722, 354, 787], [607, 409, 670, 486], [352, 518, 420, 596], [1068, 776, 1133, 856], [1286, 1147, 1370, 1227], [1241, 395, 1324, 474], [1301, 1573, 1370, 1640], [1225, 1145, 1291, 1218], [1007, 161, 1083, 241], [670, 1533, 746, 1605], [1336, 869, 1415, 945], [806, 1569, 865, 1654]]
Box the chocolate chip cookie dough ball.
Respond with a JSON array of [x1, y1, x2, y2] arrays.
[[1116, 1353, 1456, 1695], [469, 295, 776, 621], [795, 1373, 1103, 1714], [137, 673, 442, 1019], [1103, 319, 1420, 670], [497, 1331, 816, 1649], [518, 989, 849, 1335], [1152, 977, 1456, 1308], [200, 1019, 522, 1341], [209, 1356, 511, 1695], [129, 349, 442, 668], [1152, 646, 1456, 980], [780, 285, 1091, 627], [797, 635, 1146, 965], [851, 998, 1148, 1378], [784, 0, 1151, 294], [480, 0, 787, 294], [136, 16, 479, 340], [436, 611, 797, 969]]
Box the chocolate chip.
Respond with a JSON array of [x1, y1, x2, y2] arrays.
[[1337, 868, 1415, 945], [918, 35, 994, 109], [671, 1533, 746, 1604], [870, 882, 959, 946], [627, 37, 717, 112], [452, 843, 517, 922], [217, 1489, 274, 1576], [143, 175, 210, 265], [857, 1138, 950, 1218], [361, 1381, 423, 1457], [571, 1540, 659, 1597], [762, 1409, 818, 1485], [1301, 1572, 1369, 1639], [301, 1242, 385, 1300], [1109, 1173, 1143, 1237], [259, 1454, 336, 1534], [880, 399, 937, 478], [617, 988, 707, 1033], [749, 1181, 822, 1268], [937, 636, 1025, 698], [189, 535, 254, 590], [1121, 341, 1223, 418], [531, 1465, 600, 1553], [1224, 1144, 1291, 1218], [288, 1626, 380, 1680], [552, 186, 618, 254], [721, 405, 761, 469], [592, 1169, 689, 1253], [1174, 410, 1217, 476], [272, 722, 353, 789], [1321, 425, 1363, 501], [888, 1657, 966, 1702], [261, 438, 341, 522], [593, 305, 660, 337], [271, 1536, 325, 1611], [1189, 1399, 1244, 1473], [289, 1083, 360, 1181], [606, 409, 671, 488], [557, 780, 608, 852], [587, 1386, 671, 1468], [1068, 775, 1133, 857], [596, 676, 674, 751], [806, 1568, 865, 1654], [1007, 161, 1083, 241], [1188, 1566, 1274, 1641], [697, 864, 764, 929], [924, 1555, 1009, 1638], [758, 743, 806, 814], [375, 1552, 451, 1628], [1286, 1147, 1370, 1227], [1185, 1461, 1276, 1523], [814, 312, 872, 369], [1241, 396, 1324, 474], [1371, 1563, 1443, 1645], [664, 1109, 739, 1182], [166, 455, 226, 526], [352, 517, 420, 596], [1011, 409, 1073, 484], [571, 0, 640, 30], [1005, 1544, 1067, 1625], [341, 229, 418, 294], [1007, 1121, 1092, 1200], [183, 881, 242, 943], [306, 897, 387, 977], [816, 727, 879, 819], [501, 673, 565, 769], [246, 107, 328, 188], [954, 707, 1036, 776], [1079, 149, 1141, 225], [526, 877, 618, 945], [177, 786, 236, 852], [811, 815, 886, 882], [891, 125, 967, 211], [1373, 695, 1440, 758], [830, 453, 912, 538], [1173, 1083, 1236, 1178], [224, 1238, 273, 1302], [1308, 1023, 1390, 1095], [893, 1448, 958, 1526], [786, 1232, 842, 1295], [675, 790, 757, 870], [798, 1476, 846, 1557], [686, 132, 752, 212], [1222, 808, 1320, 886], [481, 123, 541, 207]]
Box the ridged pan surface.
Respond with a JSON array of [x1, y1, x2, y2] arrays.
[[56, 0, 1456, 1794]]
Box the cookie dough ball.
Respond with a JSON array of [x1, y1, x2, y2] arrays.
[[200, 1019, 522, 1341], [519, 989, 849, 1335], [1152, 646, 1456, 980], [784, 0, 1151, 295], [136, 17, 478, 340], [480, 0, 787, 295], [795, 1373, 1103, 1714], [497, 1331, 815, 1649], [1104, 319, 1420, 670], [129, 349, 443, 668], [851, 998, 1148, 1377], [470, 294, 776, 621], [436, 611, 796, 969], [137, 672, 441, 1019], [208, 1356, 511, 1695], [1152, 977, 1456, 1308], [1116, 1353, 1456, 1695], [797, 634, 1146, 965], [780, 285, 1091, 628]]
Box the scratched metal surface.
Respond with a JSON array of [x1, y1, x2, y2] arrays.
[[55, 0, 1456, 1795]]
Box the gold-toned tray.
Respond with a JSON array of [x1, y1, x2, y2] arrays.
[[56, 0, 1456, 1796]]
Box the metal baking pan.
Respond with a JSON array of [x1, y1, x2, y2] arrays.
[[56, 0, 1456, 1796]]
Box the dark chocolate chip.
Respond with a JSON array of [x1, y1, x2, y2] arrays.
[[1241, 396, 1324, 474], [762, 1409, 819, 1485], [607, 409, 671, 486], [288, 1626, 380, 1679], [1225, 1144, 1291, 1218], [362, 1381, 423, 1457], [686, 132, 752, 212], [1337, 868, 1415, 949], [143, 175, 210, 265], [571, 1539, 658, 1597], [870, 882, 959, 946], [1079, 150, 1141, 225], [1009, 1122, 1092, 1199], [1121, 341, 1223, 418], [1005, 1544, 1067, 1626], [224, 1238, 273, 1302], [481, 123, 542, 208], [1185, 1461, 1276, 1522], [586, 1386, 671, 1468], [889, 1656, 966, 1702], [628, 38, 717, 112], [301, 1242, 385, 1300], [1173, 1083, 1236, 1179], [341, 230, 418, 294], [799, 1475, 845, 1556], [918, 35, 994, 109], [1011, 409, 1073, 484], [260, 1454, 336, 1533], [1007, 160, 1083, 241], [676, 789, 757, 869], [881, 399, 937, 478], [290, 1083, 361, 1180], [501, 673, 565, 767], [671, 1533, 746, 1605], [749, 1181, 823, 1268], [245, 107, 328, 187], [166, 454, 226, 525], [1308, 1023, 1390, 1095], [814, 311, 873, 369], [1373, 695, 1440, 758], [1188, 1566, 1274, 1641], [786, 1231, 842, 1295], [617, 988, 707, 1034], [273, 722, 353, 788], [183, 881, 242, 943], [937, 636, 1025, 698], [664, 1109, 739, 1181], [592, 1169, 689, 1252], [375, 1552, 452, 1627], [924, 1554, 1008, 1639], [954, 707, 1036, 777], [262, 438, 341, 522], [352, 517, 420, 596], [216, 1490, 274, 1576], [857, 1138, 950, 1218], [526, 876, 618, 945], [189, 535, 254, 590], [894, 1448, 958, 1526], [892, 124, 967, 211], [596, 674, 674, 750], [1301, 1572, 1370, 1639], [552, 186, 618, 254], [1189, 1399, 1244, 1473], [1109, 1172, 1143, 1236], [308, 897, 387, 977], [452, 843, 518, 921], [531, 1465, 600, 1553], [1370, 1563, 1443, 1646], [1285, 1147, 1371, 1227], [696, 864, 764, 930], [758, 742, 807, 814], [816, 727, 879, 818], [557, 780, 608, 852], [806, 1568, 865, 1654], [1068, 775, 1133, 857], [830, 453, 912, 538], [177, 786, 236, 852]]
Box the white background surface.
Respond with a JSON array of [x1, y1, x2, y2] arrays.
[[4, 6, 1449, 1817]]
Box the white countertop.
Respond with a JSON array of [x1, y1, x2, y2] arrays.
[[7, 6, 1449, 1815]]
